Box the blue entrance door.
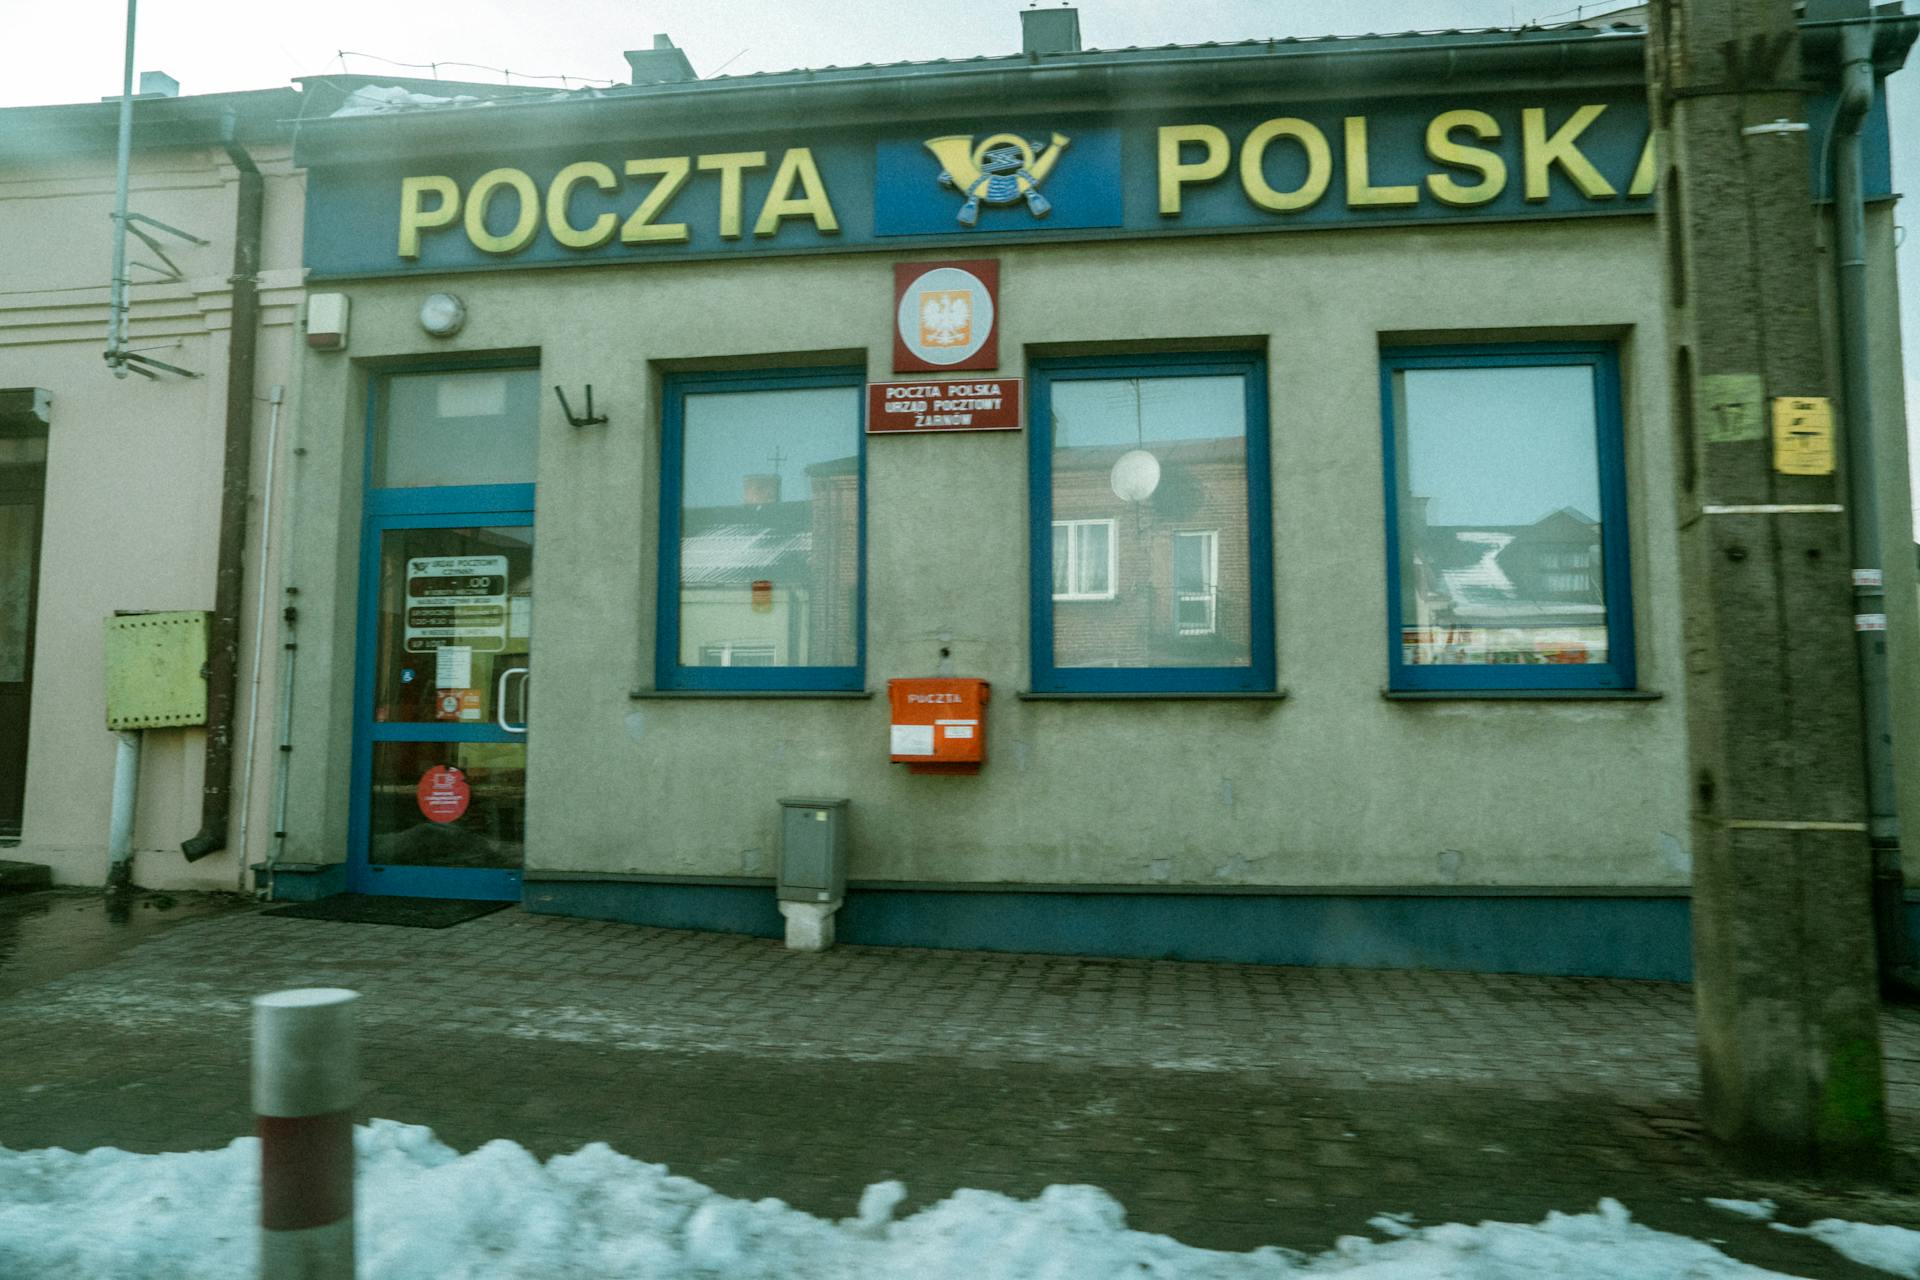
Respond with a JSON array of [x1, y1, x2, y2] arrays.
[[349, 515, 534, 900], [349, 363, 541, 901]]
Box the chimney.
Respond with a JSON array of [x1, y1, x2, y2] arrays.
[[624, 34, 696, 85], [103, 71, 179, 102], [1020, 6, 1082, 56]]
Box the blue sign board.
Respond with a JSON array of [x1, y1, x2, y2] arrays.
[[874, 127, 1124, 236], [301, 88, 1890, 279]]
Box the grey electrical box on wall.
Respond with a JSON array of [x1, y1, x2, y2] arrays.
[[777, 797, 848, 903]]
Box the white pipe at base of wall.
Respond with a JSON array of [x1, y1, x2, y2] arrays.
[[106, 730, 141, 880]]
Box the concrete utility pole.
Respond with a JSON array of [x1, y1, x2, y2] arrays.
[[1646, 0, 1887, 1172]]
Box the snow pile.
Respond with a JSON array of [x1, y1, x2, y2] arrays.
[[0, 1120, 1875, 1278], [1707, 1198, 1778, 1221], [331, 85, 483, 117], [1771, 1219, 1920, 1277]]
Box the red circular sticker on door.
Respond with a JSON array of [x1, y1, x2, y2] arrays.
[[417, 765, 470, 823]]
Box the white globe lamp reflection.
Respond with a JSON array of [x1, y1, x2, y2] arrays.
[[1109, 449, 1161, 503]]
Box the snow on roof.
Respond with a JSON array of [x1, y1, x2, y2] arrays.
[[1440, 531, 1518, 606], [679, 524, 812, 585], [330, 85, 487, 117]]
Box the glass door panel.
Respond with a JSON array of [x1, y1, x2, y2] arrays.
[[352, 519, 532, 899], [372, 525, 533, 726], [369, 741, 525, 869]]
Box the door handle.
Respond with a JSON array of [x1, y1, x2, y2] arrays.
[[495, 667, 530, 734]]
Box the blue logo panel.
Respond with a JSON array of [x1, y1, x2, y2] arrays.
[[875, 127, 1122, 236]]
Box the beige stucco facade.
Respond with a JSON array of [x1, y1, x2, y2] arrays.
[[0, 130, 305, 891]]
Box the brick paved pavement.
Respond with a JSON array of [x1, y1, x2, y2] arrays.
[[4, 888, 1920, 1276]]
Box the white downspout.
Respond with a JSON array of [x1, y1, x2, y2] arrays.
[[233, 384, 285, 891], [105, 730, 141, 889]]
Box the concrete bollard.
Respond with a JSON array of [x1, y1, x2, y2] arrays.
[[253, 988, 360, 1280], [778, 900, 838, 951]]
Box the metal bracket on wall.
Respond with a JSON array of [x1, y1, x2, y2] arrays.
[[104, 213, 209, 380], [554, 385, 609, 427]]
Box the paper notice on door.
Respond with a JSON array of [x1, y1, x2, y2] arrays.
[[435, 645, 472, 689], [510, 596, 532, 638], [890, 724, 935, 756], [405, 555, 508, 654]]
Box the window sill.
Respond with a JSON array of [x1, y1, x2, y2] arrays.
[[1018, 689, 1288, 702], [630, 688, 875, 700], [1381, 688, 1663, 702]]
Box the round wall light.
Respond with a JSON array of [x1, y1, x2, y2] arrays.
[[419, 292, 467, 338]]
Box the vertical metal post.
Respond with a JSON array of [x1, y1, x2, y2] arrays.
[[106, 0, 136, 377], [253, 988, 359, 1280]]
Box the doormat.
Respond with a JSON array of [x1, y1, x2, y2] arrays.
[[259, 895, 511, 929]]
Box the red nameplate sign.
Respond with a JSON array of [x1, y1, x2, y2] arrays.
[[867, 378, 1022, 434]]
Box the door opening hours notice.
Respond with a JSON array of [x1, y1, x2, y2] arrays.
[[404, 555, 509, 653]]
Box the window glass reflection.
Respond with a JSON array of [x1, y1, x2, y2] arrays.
[[368, 740, 524, 869], [1395, 364, 1608, 666], [1049, 376, 1251, 669], [676, 386, 861, 670]]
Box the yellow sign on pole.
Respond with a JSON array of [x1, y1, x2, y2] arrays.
[[1773, 396, 1836, 475]]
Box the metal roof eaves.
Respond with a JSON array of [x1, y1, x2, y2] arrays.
[[302, 25, 1647, 135], [698, 24, 1634, 88]]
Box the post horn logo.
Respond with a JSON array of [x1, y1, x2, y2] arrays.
[[925, 132, 1071, 227]]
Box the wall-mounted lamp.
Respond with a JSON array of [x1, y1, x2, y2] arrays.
[[554, 385, 608, 427], [418, 292, 466, 337]]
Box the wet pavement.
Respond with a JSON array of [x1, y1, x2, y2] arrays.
[[2, 890, 1920, 1276], [0, 887, 253, 998]]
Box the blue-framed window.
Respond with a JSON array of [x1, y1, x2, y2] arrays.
[[656, 367, 865, 691], [1029, 352, 1274, 694], [1380, 342, 1634, 692]]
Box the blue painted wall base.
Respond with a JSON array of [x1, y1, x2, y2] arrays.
[[522, 879, 1698, 981], [265, 863, 349, 902]]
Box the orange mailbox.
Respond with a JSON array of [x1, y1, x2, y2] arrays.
[[888, 677, 989, 773]]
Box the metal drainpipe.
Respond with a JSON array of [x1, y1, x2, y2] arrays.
[[1830, 19, 1918, 992], [181, 140, 262, 862]]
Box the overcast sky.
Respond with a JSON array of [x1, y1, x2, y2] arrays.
[[5, 0, 1918, 531]]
